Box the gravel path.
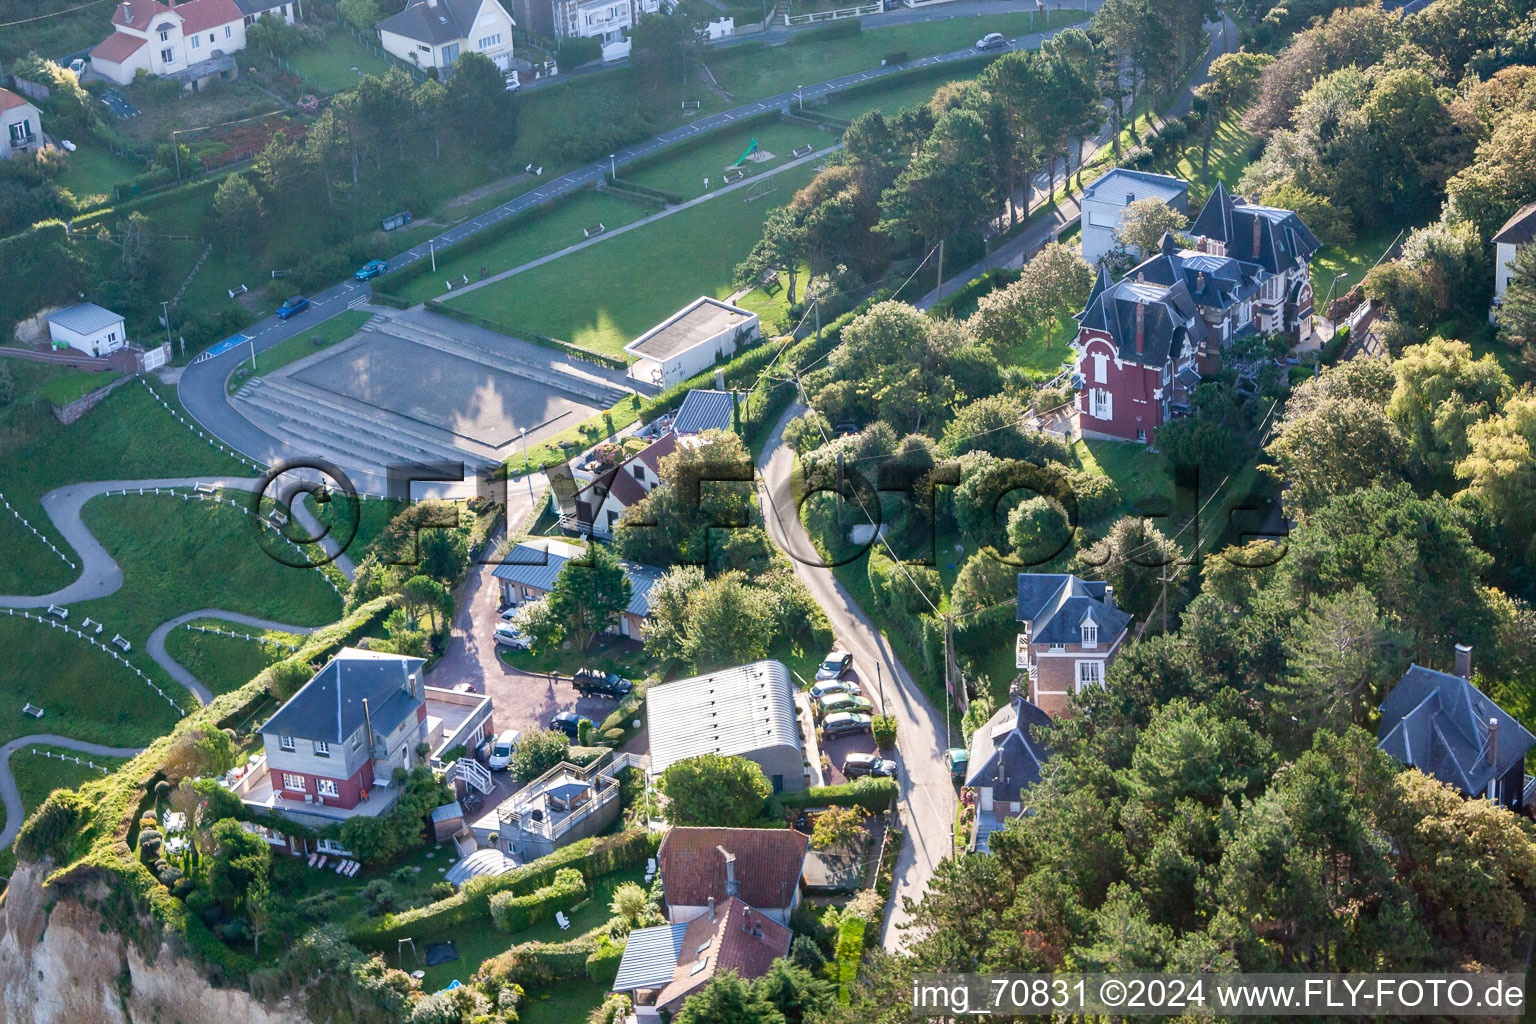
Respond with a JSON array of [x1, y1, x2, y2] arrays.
[[145, 610, 323, 706]]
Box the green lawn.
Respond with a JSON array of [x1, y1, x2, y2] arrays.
[[1075, 438, 1178, 517], [415, 864, 646, 992], [519, 979, 611, 1024], [0, 372, 249, 595], [447, 163, 815, 353], [821, 68, 975, 120], [160, 618, 304, 696], [283, 30, 397, 94], [1310, 221, 1418, 313], [710, 10, 1089, 101], [37, 370, 121, 407], [55, 139, 144, 204], [1148, 113, 1260, 207], [1006, 315, 1076, 378], [625, 119, 832, 201], [226, 310, 373, 393], [74, 494, 344, 689], [306, 493, 408, 563], [387, 191, 660, 306], [8, 744, 131, 821]]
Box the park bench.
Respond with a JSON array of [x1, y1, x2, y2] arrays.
[[583, 222, 607, 238], [47, 604, 67, 619], [113, 634, 132, 652], [723, 168, 746, 184], [22, 703, 44, 719], [792, 144, 814, 158], [194, 482, 217, 495]]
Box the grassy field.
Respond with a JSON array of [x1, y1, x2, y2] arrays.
[[55, 139, 145, 204], [226, 310, 373, 393], [37, 370, 121, 406], [388, 191, 660, 306], [821, 68, 976, 120], [709, 10, 1089, 101], [520, 980, 611, 1024], [285, 30, 398, 94], [1007, 315, 1076, 378], [447, 163, 816, 353], [161, 618, 304, 696], [75, 494, 344, 685], [9, 744, 131, 821], [1310, 221, 1416, 312], [1148, 113, 1260, 208], [0, 369, 248, 595], [497, 633, 653, 681], [1075, 439, 1178, 517], [625, 119, 832, 201]]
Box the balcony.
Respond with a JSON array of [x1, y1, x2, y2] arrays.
[[228, 754, 402, 825], [7, 131, 38, 153]]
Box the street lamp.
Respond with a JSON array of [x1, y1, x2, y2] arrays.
[[1324, 271, 1350, 321], [609, 153, 615, 179], [160, 300, 172, 350], [876, 662, 885, 710], [797, 84, 803, 111]]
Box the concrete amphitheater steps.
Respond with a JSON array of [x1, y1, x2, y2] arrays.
[[233, 382, 498, 480], [372, 314, 635, 407]]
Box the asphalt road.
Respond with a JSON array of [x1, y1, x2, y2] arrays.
[[175, 7, 1101, 476], [755, 402, 959, 951], [0, 736, 146, 850]]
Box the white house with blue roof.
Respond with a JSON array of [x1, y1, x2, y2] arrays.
[[45, 303, 127, 358], [1080, 168, 1190, 266], [492, 537, 664, 639], [965, 690, 1052, 851], [1016, 573, 1132, 719]]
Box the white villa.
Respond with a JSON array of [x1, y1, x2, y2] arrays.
[[377, 0, 516, 73], [88, 0, 300, 87]]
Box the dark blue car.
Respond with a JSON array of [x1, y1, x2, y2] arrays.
[[276, 295, 309, 320], [354, 259, 388, 281]]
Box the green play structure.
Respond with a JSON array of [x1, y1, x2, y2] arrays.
[[731, 138, 760, 167]]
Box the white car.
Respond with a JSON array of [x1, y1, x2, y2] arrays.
[[487, 729, 521, 771], [976, 32, 1007, 50], [493, 624, 531, 650], [810, 679, 862, 702]]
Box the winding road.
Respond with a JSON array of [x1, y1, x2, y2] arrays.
[[0, 736, 147, 849]]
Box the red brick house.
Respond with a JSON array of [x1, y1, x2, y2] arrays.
[[1070, 182, 1320, 444], [1016, 573, 1132, 718]]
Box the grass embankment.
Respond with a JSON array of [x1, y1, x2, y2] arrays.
[[37, 370, 122, 406], [0, 367, 248, 595], [447, 163, 817, 355], [9, 744, 131, 820], [161, 619, 307, 697]]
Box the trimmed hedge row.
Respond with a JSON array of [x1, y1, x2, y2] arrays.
[[767, 777, 897, 817], [476, 937, 598, 992], [351, 829, 654, 946], [790, 19, 862, 44], [929, 267, 1023, 318], [490, 867, 586, 932], [585, 937, 626, 986]]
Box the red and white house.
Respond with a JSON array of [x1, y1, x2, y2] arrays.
[[89, 0, 300, 87], [1070, 181, 1320, 444]]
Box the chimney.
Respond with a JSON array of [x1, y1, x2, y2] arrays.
[[706, 896, 716, 920], [1251, 215, 1261, 257], [1103, 584, 1115, 608], [1135, 300, 1146, 356], [1488, 717, 1499, 778], [741, 906, 752, 933], [121, 1, 131, 22], [1455, 643, 1473, 680], [718, 846, 739, 897], [714, 367, 725, 390], [1195, 271, 1205, 295]]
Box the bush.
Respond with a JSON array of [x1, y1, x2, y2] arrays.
[[489, 867, 586, 932], [767, 777, 896, 818], [558, 35, 602, 66], [871, 715, 897, 750], [1121, 145, 1154, 170], [791, 18, 861, 43], [475, 938, 597, 993], [585, 937, 626, 985], [512, 728, 570, 781]]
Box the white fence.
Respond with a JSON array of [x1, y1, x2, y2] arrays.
[[783, 0, 879, 26]]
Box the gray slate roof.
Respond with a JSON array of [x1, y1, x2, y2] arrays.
[[965, 694, 1051, 797], [1016, 573, 1132, 645], [231, 0, 290, 16], [1189, 181, 1320, 276], [1377, 665, 1536, 796], [673, 389, 736, 435], [46, 302, 123, 335], [1075, 261, 1211, 368], [262, 648, 425, 745], [1082, 167, 1189, 206], [1492, 202, 1536, 246], [491, 538, 663, 618], [613, 922, 689, 991], [377, 0, 492, 44]]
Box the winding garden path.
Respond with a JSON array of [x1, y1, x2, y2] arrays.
[[146, 611, 323, 706], [0, 735, 148, 849]]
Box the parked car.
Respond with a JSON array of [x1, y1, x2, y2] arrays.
[[493, 624, 531, 650], [843, 752, 896, 779], [817, 694, 875, 719], [354, 259, 388, 281], [549, 712, 593, 740], [810, 679, 862, 702], [573, 668, 634, 699], [487, 729, 521, 771], [976, 32, 1007, 50], [820, 712, 873, 739], [814, 649, 853, 682], [276, 295, 309, 320], [451, 682, 477, 694], [944, 747, 970, 782]]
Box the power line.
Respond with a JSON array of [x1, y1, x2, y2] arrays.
[[0, 0, 114, 27]]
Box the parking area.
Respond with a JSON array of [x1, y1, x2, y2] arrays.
[[805, 664, 882, 786]]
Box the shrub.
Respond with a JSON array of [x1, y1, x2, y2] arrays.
[[1121, 145, 1154, 170], [791, 18, 861, 43], [489, 867, 586, 932], [15, 789, 91, 862], [767, 777, 896, 818], [558, 34, 602, 66], [363, 879, 399, 913], [871, 714, 897, 750], [585, 937, 626, 985], [430, 881, 454, 900], [475, 938, 597, 993], [512, 729, 570, 781]]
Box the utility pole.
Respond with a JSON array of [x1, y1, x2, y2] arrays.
[[171, 131, 181, 184], [876, 661, 884, 711], [430, 239, 436, 273], [160, 301, 172, 349], [935, 238, 944, 302], [814, 296, 821, 345]]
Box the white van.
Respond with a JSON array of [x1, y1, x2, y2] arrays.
[[487, 729, 521, 771]]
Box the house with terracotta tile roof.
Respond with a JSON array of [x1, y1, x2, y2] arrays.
[[657, 826, 810, 925], [0, 88, 43, 160], [88, 0, 300, 87], [612, 897, 792, 1020]]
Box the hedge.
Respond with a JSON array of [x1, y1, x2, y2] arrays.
[[929, 267, 1022, 318], [490, 867, 586, 932], [790, 19, 862, 44], [352, 829, 655, 946], [834, 917, 866, 1002], [476, 937, 598, 992], [585, 937, 626, 986], [767, 777, 896, 817], [424, 300, 627, 370]]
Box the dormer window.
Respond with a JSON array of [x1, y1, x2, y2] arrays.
[[1081, 622, 1098, 648]]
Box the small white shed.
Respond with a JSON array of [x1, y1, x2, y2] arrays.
[[624, 297, 759, 388], [46, 303, 127, 358]]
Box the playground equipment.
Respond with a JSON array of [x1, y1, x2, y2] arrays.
[[744, 179, 778, 202], [731, 138, 760, 168]]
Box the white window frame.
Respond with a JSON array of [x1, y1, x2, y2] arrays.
[[160, 46, 174, 62], [316, 778, 340, 798], [1092, 351, 1108, 384], [190, 34, 200, 48], [1076, 660, 1103, 691], [1081, 622, 1098, 649], [225, 25, 232, 36], [314, 740, 330, 757], [279, 735, 295, 752], [281, 772, 307, 792]]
